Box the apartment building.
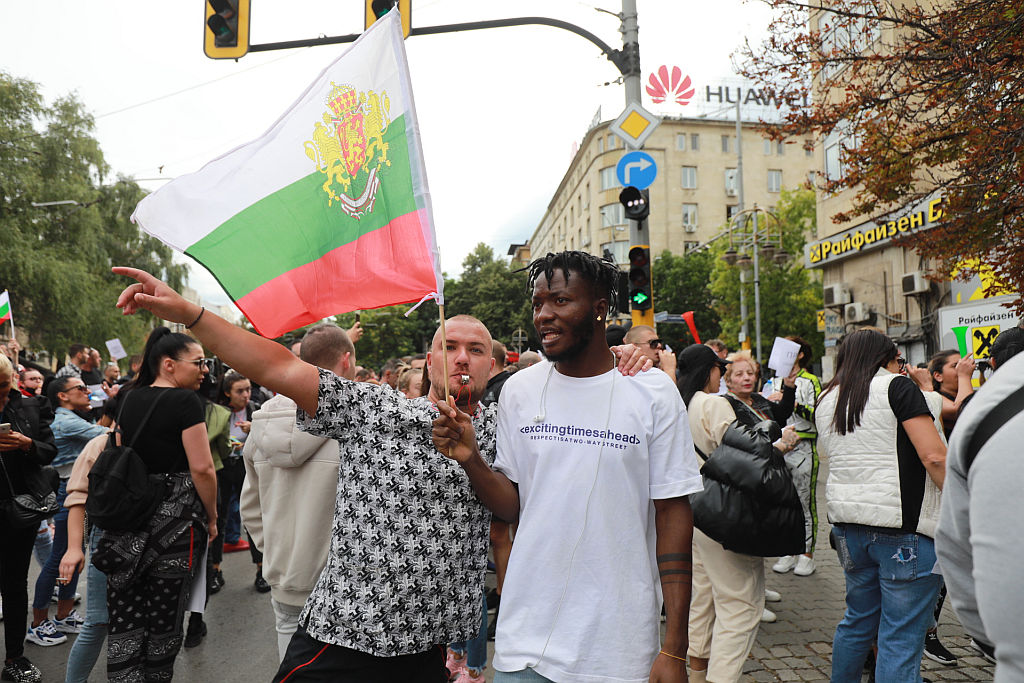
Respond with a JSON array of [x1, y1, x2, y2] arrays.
[[525, 116, 816, 269]]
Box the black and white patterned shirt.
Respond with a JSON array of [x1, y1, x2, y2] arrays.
[[296, 369, 497, 656]]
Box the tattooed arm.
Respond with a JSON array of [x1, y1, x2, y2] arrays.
[[650, 496, 695, 683]]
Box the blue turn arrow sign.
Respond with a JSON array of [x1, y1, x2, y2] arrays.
[[616, 151, 657, 190]]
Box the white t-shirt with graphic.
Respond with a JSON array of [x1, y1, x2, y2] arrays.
[[493, 361, 703, 683]]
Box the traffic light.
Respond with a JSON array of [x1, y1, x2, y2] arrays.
[[365, 0, 412, 38], [619, 186, 650, 222], [628, 245, 652, 311], [204, 0, 250, 60]]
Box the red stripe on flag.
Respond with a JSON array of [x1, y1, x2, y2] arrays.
[[235, 209, 438, 337]]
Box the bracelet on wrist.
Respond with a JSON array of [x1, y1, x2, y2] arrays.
[[659, 649, 686, 662], [185, 306, 205, 329]]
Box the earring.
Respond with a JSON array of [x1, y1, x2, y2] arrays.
[[597, 316, 603, 321]]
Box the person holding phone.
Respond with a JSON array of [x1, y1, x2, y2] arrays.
[[0, 353, 57, 683]]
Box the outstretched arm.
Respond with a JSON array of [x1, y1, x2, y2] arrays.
[[433, 398, 520, 522], [113, 267, 320, 415]]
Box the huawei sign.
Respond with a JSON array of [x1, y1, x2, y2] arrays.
[[646, 66, 695, 106]]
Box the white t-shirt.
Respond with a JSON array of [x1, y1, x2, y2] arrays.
[[493, 361, 703, 683]]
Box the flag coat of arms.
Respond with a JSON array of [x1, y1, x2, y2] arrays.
[[0, 290, 10, 325], [132, 10, 442, 337]]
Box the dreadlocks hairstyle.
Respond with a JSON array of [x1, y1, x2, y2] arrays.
[[522, 251, 622, 317]]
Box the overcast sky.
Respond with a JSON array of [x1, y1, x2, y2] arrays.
[[1, 0, 776, 311]]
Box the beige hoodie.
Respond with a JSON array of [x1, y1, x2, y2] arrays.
[[240, 394, 339, 607]]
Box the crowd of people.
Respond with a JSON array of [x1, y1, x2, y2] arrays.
[[0, 249, 1021, 683]]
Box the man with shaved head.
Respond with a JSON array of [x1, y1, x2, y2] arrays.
[[111, 268, 499, 683]]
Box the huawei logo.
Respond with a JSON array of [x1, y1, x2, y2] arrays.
[[646, 66, 695, 106]]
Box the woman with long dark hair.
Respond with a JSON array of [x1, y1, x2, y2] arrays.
[[100, 327, 217, 681], [815, 329, 946, 683], [0, 353, 56, 683]]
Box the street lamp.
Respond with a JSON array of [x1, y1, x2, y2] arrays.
[[720, 204, 787, 362]]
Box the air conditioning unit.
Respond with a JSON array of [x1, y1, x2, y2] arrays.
[[823, 283, 852, 307], [845, 302, 871, 323], [581, 236, 591, 246], [684, 224, 697, 233], [901, 271, 930, 296], [725, 187, 737, 197]]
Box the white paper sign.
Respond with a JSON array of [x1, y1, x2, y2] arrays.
[[767, 336, 801, 376], [186, 546, 208, 614], [105, 338, 127, 360]]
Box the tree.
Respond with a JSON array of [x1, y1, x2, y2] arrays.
[[709, 188, 823, 363], [444, 243, 535, 350], [738, 0, 1024, 310], [651, 249, 722, 349], [0, 72, 184, 363]]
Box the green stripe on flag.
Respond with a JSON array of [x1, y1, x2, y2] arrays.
[[186, 113, 416, 300], [0, 302, 9, 321]]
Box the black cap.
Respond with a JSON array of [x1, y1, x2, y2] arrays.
[[678, 343, 731, 373]]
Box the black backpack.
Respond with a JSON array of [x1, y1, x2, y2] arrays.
[[86, 393, 168, 531]]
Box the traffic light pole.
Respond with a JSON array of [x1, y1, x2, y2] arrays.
[[618, 0, 653, 328]]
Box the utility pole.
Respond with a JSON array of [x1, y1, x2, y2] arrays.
[[620, 0, 653, 328], [735, 98, 750, 350]]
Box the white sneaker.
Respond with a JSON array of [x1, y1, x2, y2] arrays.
[[793, 555, 816, 576], [761, 608, 777, 623], [25, 620, 67, 646], [772, 555, 798, 573], [764, 589, 782, 603], [52, 610, 86, 634]]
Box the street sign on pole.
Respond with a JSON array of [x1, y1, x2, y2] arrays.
[[654, 311, 687, 324], [616, 151, 657, 190], [609, 102, 661, 149]]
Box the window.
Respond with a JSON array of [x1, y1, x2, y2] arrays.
[[763, 139, 773, 156], [601, 240, 630, 264], [681, 166, 698, 189], [607, 134, 616, 149], [683, 241, 700, 253], [768, 169, 783, 193], [597, 137, 604, 153], [682, 203, 699, 230], [690, 134, 700, 151], [676, 133, 688, 151], [600, 167, 618, 190], [823, 120, 859, 181], [807, 171, 817, 187], [776, 141, 785, 156], [724, 168, 738, 196], [600, 203, 625, 228], [805, 141, 814, 157], [726, 205, 739, 222], [721, 135, 731, 153], [820, 5, 880, 80]]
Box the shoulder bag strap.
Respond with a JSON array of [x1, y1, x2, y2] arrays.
[[0, 454, 18, 498], [964, 384, 1024, 474], [122, 390, 167, 449]]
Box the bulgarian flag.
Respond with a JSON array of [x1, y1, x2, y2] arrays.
[[0, 290, 10, 326], [131, 10, 443, 338]]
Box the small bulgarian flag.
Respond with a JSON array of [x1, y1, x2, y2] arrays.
[[0, 290, 11, 326], [131, 10, 443, 338]]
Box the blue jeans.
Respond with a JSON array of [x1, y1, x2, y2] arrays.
[[32, 480, 80, 609], [829, 524, 942, 683], [65, 527, 108, 683], [34, 518, 53, 568], [449, 592, 488, 672]]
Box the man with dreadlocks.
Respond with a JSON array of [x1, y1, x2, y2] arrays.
[[434, 251, 703, 683]]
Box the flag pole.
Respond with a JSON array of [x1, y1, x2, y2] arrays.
[[437, 304, 450, 404]]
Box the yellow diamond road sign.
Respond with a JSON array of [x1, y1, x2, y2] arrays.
[[610, 103, 661, 149]]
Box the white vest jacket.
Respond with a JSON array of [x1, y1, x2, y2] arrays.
[[816, 369, 942, 537]]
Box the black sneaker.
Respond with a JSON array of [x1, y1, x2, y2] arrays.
[[254, 569, 271, 594], [2, 656, 42, 683], [184, 615, 207, 648], [210, 569, 225, 595], [923, 630, 957, 666], [971, 638, 996, 664]]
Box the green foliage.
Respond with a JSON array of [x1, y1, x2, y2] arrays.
[[0, 72, 184, 363], [443, 243, 536, 351], [708, 188, 823, 364], [651, 249, 721, 349], [331, 306, 438, 372]]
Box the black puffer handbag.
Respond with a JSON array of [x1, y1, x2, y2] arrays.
[[690, 419, 805, 557]]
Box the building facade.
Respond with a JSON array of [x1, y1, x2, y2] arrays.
[[525, 117, 817, 272]]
